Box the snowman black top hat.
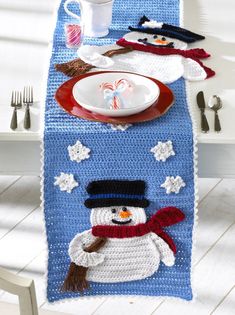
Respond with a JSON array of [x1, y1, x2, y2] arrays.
[[128, 15, 205, 43], [84, 180, 150, 208]]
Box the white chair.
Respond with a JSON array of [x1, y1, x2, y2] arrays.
[[0, 267, 38, 315]]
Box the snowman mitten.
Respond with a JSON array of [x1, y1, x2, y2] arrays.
[[63, 236, 107, 292], [69, 231, 105, 267], [78, 45, 114, 68], [150, 233, 175, 266], [55, 45, 133, 77], [182, 57, 207, 81], [70, 249, 105, 268]]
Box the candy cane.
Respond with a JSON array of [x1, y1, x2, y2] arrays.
[[100, 79, 131, 110]]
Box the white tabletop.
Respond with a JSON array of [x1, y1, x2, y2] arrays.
[[0, 0, 234, 143]]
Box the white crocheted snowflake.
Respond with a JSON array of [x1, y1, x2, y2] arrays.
[[54, 172, 78, 193], [109, 124, 132, 131], [161, 176, 186, 194], [68, 140, 90, 163], [151, 140, 175, 162]]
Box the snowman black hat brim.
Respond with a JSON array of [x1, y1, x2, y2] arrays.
[[84, 197, 149, 209], [129, 15, 205, 43]]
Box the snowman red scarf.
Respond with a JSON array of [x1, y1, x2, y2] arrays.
[[116, 38, 215, 79], [92, 206, 185, 254]]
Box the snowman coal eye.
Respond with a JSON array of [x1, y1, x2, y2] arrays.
[[138, 38, 148, 43], [153, 35, 158, 39], [111, 209, 116, 213], [122, 207, 127, 212], [162, 37, 166, 41]]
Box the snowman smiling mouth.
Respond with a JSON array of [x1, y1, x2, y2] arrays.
[[112, 218, 132, 225]]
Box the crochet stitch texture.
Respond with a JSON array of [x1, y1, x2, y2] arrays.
[[43, 0, 196, 302], [69, 232, 175, 283]]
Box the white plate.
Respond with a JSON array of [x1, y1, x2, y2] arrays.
[[72, 72, 160, 117]]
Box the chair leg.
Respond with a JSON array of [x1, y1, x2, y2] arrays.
[[18, 280, 39, 315], [0, 267, 39, 315]]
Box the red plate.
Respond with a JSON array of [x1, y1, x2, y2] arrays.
[[55, 71, 174, 124]]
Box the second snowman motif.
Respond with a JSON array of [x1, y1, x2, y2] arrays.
[[78, 15, 215, 84], [64, 180, 185, 291]]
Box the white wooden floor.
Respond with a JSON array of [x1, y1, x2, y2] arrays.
[[0, 176, 234, 315]]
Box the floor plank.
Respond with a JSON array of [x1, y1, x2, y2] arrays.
[[0, 176, 40, 240], [194, 179, 235, 261], [197, 178, 221, 202], [0, 208, 44, 272], [212, 285, 235, 315], [0, 207, 44, 300], [0, 301, 69, 315], [0, 176, 20, 195], [41, 296, 106, 315], [91, 297, 163, 315]]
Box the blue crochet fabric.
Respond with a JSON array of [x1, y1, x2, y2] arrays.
[[43, 0, 195, 302]]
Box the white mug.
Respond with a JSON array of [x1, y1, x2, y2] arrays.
[[64, 0, 114, 38]]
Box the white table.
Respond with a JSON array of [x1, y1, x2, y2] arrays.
[[0, 0, 235, 177]]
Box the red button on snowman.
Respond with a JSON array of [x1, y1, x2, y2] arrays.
[[62, 180, 185, 292]]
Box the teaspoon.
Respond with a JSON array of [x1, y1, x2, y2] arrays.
[[208, 95, 222, 132]]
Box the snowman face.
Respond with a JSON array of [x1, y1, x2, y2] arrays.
[[124, 31, 187, 50], [90, 206, 147, 226]]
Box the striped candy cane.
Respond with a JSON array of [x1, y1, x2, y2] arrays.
[[100, 79, 131, 110]]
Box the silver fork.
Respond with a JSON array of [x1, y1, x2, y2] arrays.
[[23, 86, 33, 129], [10, 91, 22, 130]]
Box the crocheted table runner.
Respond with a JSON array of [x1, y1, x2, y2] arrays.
[[43, 0, 196, 302]]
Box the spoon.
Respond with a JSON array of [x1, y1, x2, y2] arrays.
[[208, 95, 222, 132]]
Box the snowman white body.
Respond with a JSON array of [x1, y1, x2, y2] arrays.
[[69, 206, 175, 283], [78, 31, 207, 84]]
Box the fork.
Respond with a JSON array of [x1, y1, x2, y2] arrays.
[[23, 86, 33, 129], [10, 91, 22, 130]]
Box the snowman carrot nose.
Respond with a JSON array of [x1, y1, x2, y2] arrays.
[[155, 39, 168, 44], [119, 210, 132, 219]]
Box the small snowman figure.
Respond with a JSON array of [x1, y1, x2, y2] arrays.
[[62, 180, 185, 292], [77, 15, 215, 84]]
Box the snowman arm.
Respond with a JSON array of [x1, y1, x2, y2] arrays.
[[182, 57, 207, 81], [150, 233, 175, 266], [78, 45, 115, 68], [68, 230, 105, 268]]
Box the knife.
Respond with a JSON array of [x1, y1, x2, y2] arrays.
[[196, 91, 209, 133]]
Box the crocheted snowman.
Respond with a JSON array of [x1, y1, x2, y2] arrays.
[[78, 15, 215, 84], [65, 180, 185, 291]]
